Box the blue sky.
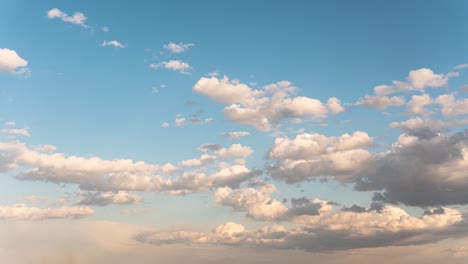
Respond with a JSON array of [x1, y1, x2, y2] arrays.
[[1, 1, 468, 263]]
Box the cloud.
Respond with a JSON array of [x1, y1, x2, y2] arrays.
[[221, 131, 251, 139], [193, 76, 336, 131], [102, 26, 109, 32], [76, 191, 143, 206], [326, 97, 345, 114], [1, 128, 30, 137], [406, 94, 432, 115], [0, 204, 94, 221], [266, 131, 373, 183], [373, 68, 457, 96], [355, 130, 468, 206], [47, 8, 89, 28], [389, 117, 468, 136], [435, 94, 468, 117], [120, 208, 151, 215], [100, 40, 126, 48], [407, 68, 457, 90], [18, 196, 49, 203], [460, 84, 468, 92], [161, 122, 169, 128], [163, 42, 194, 53], [135, 206, 465, 252], [179, 144, 253, 167], [150, 60, 191, 74], [454, 63, 468, 70], [356, 95, 405, 110], [0, 48, 29, 75], [0, 140, 260, 195]]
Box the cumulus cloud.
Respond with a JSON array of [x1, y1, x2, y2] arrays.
[[406, 94, 432, 115], [0, 204, 94, 221], [372, 68, 457, 96], [435, 94, 468, 117], [163, 42, 194, 53], [47, 8, 89, 28], [135, 205, 465, 252], [355, 130, 468, 206], [389, 117, 468, 137], [150, 60, 191, 74], [326, 97, 345, 114], [0, 140, 259, 195], [100, 40, 126, 48], [221, 131, 251, 139], [267, 131, 373, 183], [193, 76, 338, 131], [0, 48, 29, 75], [76, 191, 143, 206]]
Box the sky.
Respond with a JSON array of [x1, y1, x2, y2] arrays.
[[1, 0, 468, 263]]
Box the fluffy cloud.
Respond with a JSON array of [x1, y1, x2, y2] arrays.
[[406, 94, 432, 115], [267, 131, 373, 183], [0, 140, 259, 194], [163, 42, 194, 53], [150, 60, 191, 74], [0, 204, 94, 221], [355, 130, 468, 206], [100, 40, 126, 48], [326, 97, 345, 114], [373, 68, 457, 96], [77, 191, 143, 206], [135, 205, 465, 252], [193, 76, 337, 131], [0, 48, 29, 75], [408, 68, 457, 90], [221, 131, 250, 139], [389, 117, 468, 137], [47, 8, 88, 28], [435, 94, 468, 117]]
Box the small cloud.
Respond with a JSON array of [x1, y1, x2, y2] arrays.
[[454, 63, 468, 70], [101, 26, 109, 32], [161, 122, 169, 128], [18, 196, 49, 203], [221, 131, 250, 139], [47, 8, 89, 28], [152, 87, 159, 93], [460, 84, 468, 92], [4, 121, 16, 126], [1, 128, 30, 137], [100, 40, 126, 48], [149, 60, 191, 74], [120, 208, 151, 215], [163, 42, 194, 53]]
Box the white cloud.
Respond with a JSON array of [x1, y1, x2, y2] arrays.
[[267, 131, 373, 183], [179, 144, 253, 167], [193, 76, 334, 131], [150, 60, 191, 74], [406, 94, 432, 115], [356, 95, 405, 110], [19, 196, 49, 203], [163, 42, 194, 53], [47, 8, 89, 28], [435, 94, 468, 117], [407, 68, 457, 90], [454, 63, 468, 70], [221, 131, 250, 139], [100, 40, 126, 48], [327, 97, 345, 114], [1, 128, 30, 137], [0, 204, 94, 221], [4, 121, 16, 126], [101, 26, 109, 32], [161, 122, 169, 128], [0, 48, 29, 75]]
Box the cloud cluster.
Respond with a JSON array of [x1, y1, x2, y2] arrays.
[[100, 40, 126, 48], [150, 60, 191, 74], [193, 76, 343, 130], [135, 205, 465, 252], [0, 140, 259, 195], [179, 143, 253, 167], [76, 191, 143, 206], [163, 42, 194, 53]]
